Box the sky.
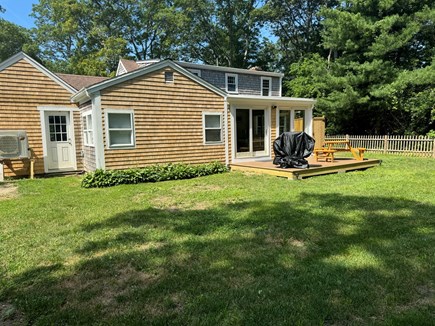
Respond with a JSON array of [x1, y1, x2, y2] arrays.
[[1, 0, 37, 28]]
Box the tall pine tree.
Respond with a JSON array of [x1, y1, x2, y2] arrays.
[[289, 0, 435, 134]]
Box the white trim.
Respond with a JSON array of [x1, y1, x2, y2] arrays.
[[0, 52, 77, 94], [227, 94, 316, 105], [188, 69, 201, 77], [225, 73, 238, 94], [202, 112, 223, 145], [305, 106, 313, 136], [39, 109, 78, 173], [38, 106, 79, 112], [279, 76, 283, 97], [92, 93, 105, 169], [104, 109, 136, 149], [177, 61, 284, 77], [232, 106, 270, 160], [261, 77, 272, 96], [224, 98, 229, 166], [81, 111, 94, 147]]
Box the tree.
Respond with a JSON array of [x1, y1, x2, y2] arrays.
[[179, 0, 264, 68], [31, 0, 184, 75], [288, 0, 435, 134], [264, 0, 337, 68], [0, 19, 38, 62]]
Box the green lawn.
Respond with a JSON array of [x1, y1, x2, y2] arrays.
[[1, 154, 434, 325]]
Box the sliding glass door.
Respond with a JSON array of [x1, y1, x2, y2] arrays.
[[236, 109, 267, 158]]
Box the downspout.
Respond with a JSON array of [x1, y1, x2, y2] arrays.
[[224, 96, 229, 167]]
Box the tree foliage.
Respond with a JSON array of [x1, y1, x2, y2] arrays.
[[0, 19, 38, 62], [179, 0, 263, 68], [288, 0, 435, 134], [264, 0, 337, 68]]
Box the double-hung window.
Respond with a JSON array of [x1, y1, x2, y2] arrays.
[[261, 77, 271, 96], [203, 112, 223, 144], [82, 112, 94, 146], [106, 109, 135, 148], [225, 73, 238, 93]]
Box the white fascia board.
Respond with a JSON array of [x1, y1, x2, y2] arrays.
[[73, 59, 227, 101], [227, 94, 316, 106], [0, 52, 77, 94], [176, 61, 284, 78], [71, 88, 92, 104]]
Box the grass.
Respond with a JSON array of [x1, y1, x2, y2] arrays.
[[0, 154, 434, 325]]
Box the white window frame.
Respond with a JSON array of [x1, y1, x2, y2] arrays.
[[105, 109, 135, 149], [203, 112, 223, 145], [82, 111, 94, 147], [189, 69, 201, 77], [225, 73, 238, 93], [261, 77, 272, 96]]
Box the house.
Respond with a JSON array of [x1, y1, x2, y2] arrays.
[[0, 52, 315, 178]]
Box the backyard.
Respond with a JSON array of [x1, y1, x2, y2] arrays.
[[0, 154, 434, 325]]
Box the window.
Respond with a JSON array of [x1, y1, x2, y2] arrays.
[[48, 115, 68, 142], [279, 110, 291, 134], [203, 113, 223, 144], [261, 77, 271, 96], [225, 73, 238, 93], [82, 112, 94, 146], [106, 110, 135, 148], [164, 71, 174, 83], [189, 69, 201, 77]]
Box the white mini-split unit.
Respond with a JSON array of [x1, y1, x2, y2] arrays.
[[0, 130, 30, 181], [0, 130, 29, 160]]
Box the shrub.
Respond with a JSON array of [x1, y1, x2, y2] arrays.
[[81, 161, 229, 188]]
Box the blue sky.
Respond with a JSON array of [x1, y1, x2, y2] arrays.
[[1, 0, 37, 28]]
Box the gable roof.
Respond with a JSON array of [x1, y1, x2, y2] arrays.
[[56, 73, 109, 91], [116, 58, 140, 76], [0, 52, 77, 94], [72, 59, 227, 103]]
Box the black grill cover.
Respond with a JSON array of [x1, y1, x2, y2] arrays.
[[273, 132, 315, 169]]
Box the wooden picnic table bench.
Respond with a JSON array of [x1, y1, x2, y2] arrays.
[[323, 140, 365, 161], [313, 148, 336, 162]]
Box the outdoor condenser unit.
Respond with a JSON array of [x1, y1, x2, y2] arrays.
[[0, 130, 29, 160]]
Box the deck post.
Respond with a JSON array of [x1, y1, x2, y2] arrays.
[[432, 139, 435, 158], [0, 162, 3, 182]]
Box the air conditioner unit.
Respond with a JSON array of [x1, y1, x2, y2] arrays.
[[0, 130, 29, 160]]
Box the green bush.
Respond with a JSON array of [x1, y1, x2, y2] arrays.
[[81, 161, 229, 188]]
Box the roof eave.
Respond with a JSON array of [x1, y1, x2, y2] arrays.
[[177, 61, 284, 77], [79, 59, 227, 99], [227, 94, 316, 106]]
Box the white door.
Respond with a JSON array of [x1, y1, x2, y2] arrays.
[[45, 112, 75, 170]]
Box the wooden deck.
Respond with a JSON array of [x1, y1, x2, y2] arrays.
[[230, 157, 381, 180]]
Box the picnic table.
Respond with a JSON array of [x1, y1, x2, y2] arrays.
[[314, 140, 365, 162]]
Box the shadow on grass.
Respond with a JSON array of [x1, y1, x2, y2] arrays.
[[3, 194, 435, 325]]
